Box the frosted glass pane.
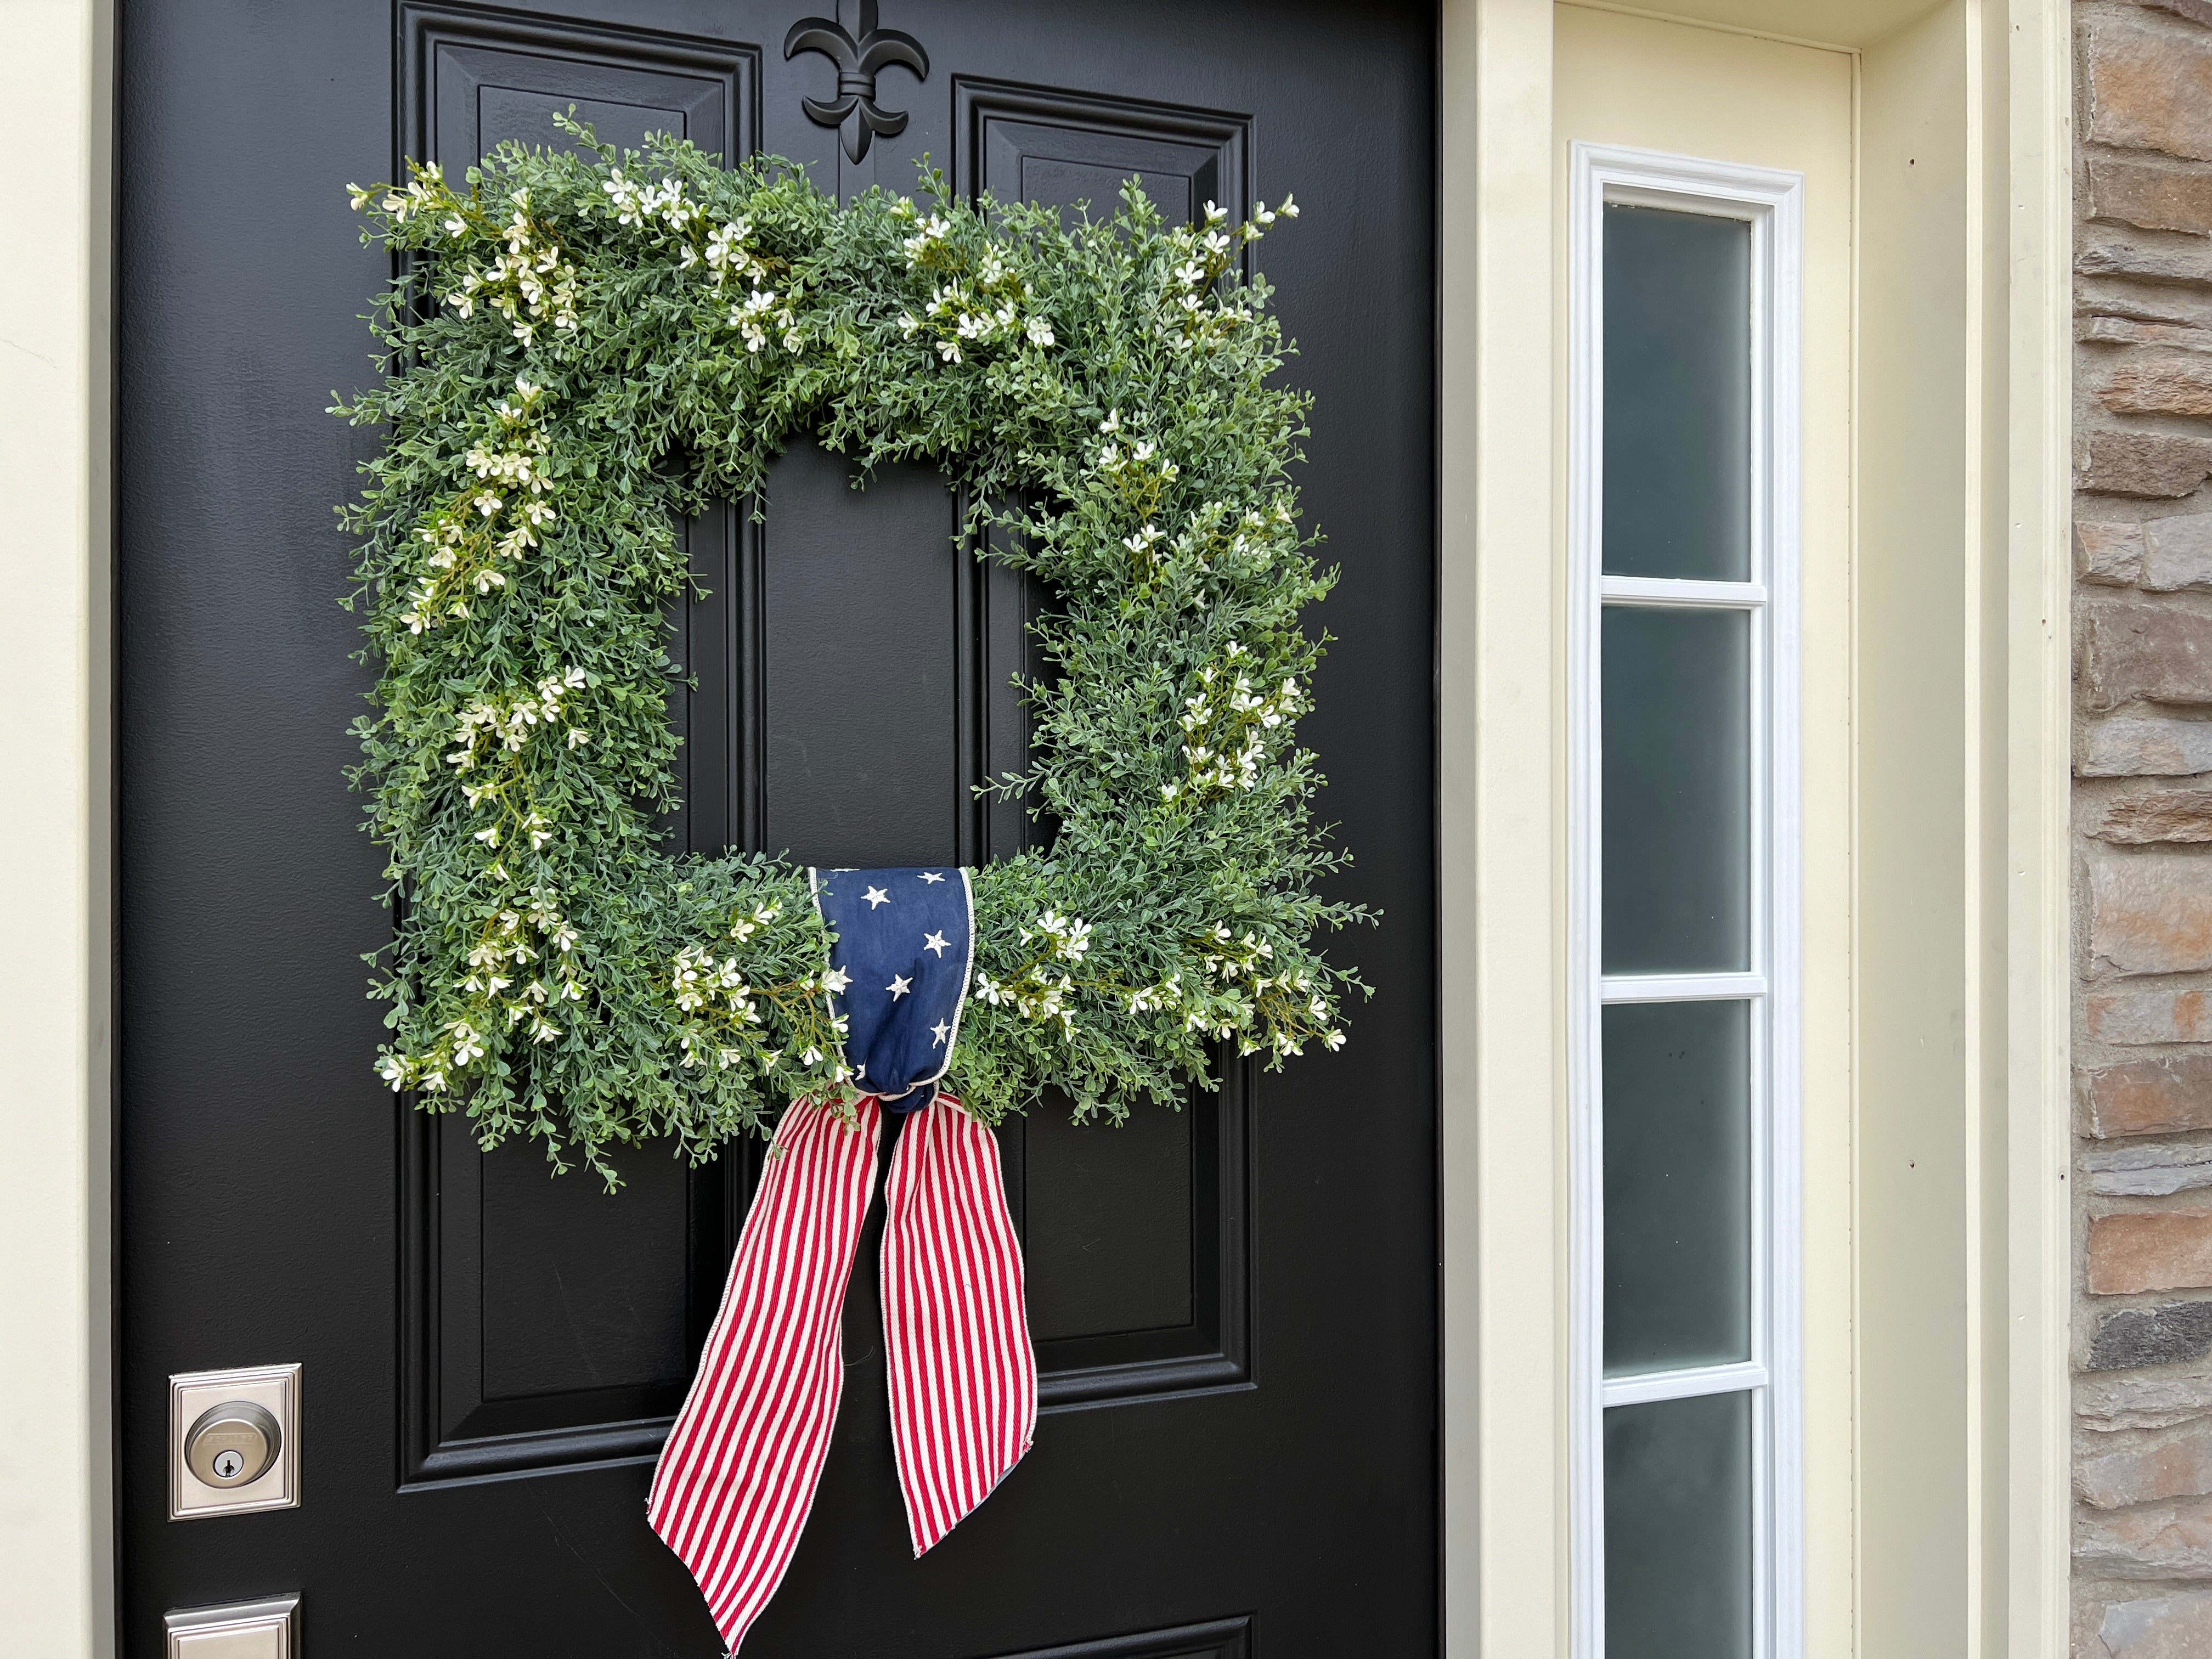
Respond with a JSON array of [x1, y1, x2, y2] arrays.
[[1605, 1391, 1754, 1659], [1603, 204, 1752, 580], [1603, 1000, 1752, 1374], [1601, 606, 1750, 974]]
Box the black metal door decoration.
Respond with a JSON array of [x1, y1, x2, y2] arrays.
[[784, 0, 928, 162]]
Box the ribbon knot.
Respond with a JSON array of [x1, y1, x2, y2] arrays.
[[647, 868, 1037, 1652]]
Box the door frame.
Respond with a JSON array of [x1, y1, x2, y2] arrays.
[[1, 0, 2073, 1652], [1440, 1, 2073, 1656]]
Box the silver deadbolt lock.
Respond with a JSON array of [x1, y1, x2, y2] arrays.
[[183, 1400, 281, 1489]]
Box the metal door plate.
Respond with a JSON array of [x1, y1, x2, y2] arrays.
[[164, 1594, 300, 1658], [168, 1363, 301, 1520]]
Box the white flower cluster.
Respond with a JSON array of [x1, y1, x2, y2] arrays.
[[1154, 195, 1296, 346], [1087, 919, 1345, 1062], [899, 208, 953, 261], [448, 665, 590, 774], [601, 171, 802, 355], [972, 910, 1093, 1037], [892, 198, 1053, 364], [666, 902, 860, 1087], [351, 161, 444, 222], [1093, 408, 1181, 485], [899, 280, 1052, 363], [400, 379, 557, 634], [601, 168, 701, 234], [446, 189, 581, 346], [701, 216, 765, 286], [1163, 640, 1303, 802], [1186, 922, 1341, 1057], [671, 943, 765, 1066], [730, 282, 802, 354], [1023, 910, 1092, 961], [378, 887, 585, 1094], [973, 966, 1075, 1035]]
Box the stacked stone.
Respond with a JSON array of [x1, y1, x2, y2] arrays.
[[2075, 3, 2212, 1651]]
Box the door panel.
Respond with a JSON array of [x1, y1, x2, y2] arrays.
[[119, 1, 1436, 1652]]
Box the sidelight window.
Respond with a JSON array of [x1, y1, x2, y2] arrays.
[[1568, 145, 1804, 1659]]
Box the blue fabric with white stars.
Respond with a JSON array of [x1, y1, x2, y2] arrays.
[[809, 866, 974, 1112]]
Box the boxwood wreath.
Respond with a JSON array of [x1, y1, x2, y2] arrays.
[[336, 118, 1372, 1184]]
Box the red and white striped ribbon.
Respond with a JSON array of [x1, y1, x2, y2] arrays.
[[648, 1090, 1036, 1653], [881, 1087, 1038, 1556]]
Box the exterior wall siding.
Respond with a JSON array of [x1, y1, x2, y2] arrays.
[[2074, 2, 2212, 1649]]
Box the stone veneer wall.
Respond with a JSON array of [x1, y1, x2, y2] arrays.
[[2074, 2, 2212, 1651]]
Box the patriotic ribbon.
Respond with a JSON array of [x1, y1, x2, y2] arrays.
[[648, 867, 1037, 1654]]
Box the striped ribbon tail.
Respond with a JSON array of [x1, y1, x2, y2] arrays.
[[880, 1090, 1039, 1556], [647, 1094, 882, 1655]]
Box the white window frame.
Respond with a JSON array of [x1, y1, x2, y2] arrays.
[[1566, 141, 1804, 1659]]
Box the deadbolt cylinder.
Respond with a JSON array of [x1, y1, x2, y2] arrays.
[[184, 1400, 281, 1489]]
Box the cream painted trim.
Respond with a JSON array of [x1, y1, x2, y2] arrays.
[[0, 2, 114, 1657], [1539, 0, 1857, 53], [2001, 2, 2074, 1652], [1441, 1, 1564, 1654]]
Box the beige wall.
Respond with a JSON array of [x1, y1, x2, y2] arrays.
[[0, 2, 114, 1656]]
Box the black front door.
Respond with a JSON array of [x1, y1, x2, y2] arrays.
[[117, 2, 1436, 1652]]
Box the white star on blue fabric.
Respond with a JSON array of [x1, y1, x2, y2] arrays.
[[808, 865, 973, 1113]]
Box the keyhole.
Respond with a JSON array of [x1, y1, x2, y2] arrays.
[[212, 1449, 244, 1481]]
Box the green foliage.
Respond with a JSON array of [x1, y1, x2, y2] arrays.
[[335, 117, 1370, 1184]]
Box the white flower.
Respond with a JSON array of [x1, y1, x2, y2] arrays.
[[901, 213, 952, 263], [1025, 314, 1054, 348]]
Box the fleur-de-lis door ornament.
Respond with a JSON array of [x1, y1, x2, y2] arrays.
[[783, 0, 930, 164]]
